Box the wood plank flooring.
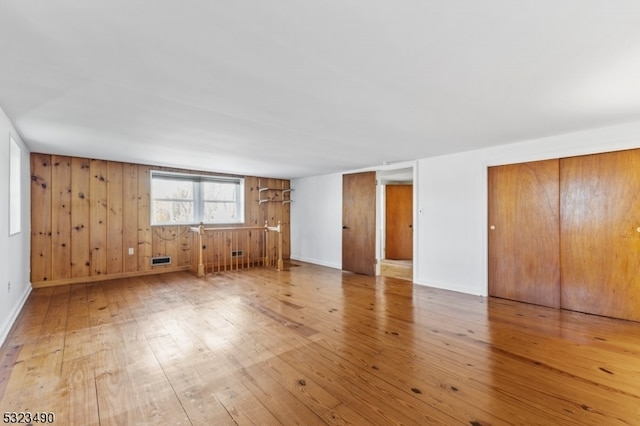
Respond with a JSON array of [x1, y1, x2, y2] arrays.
[[380, 259, 412, 282], [1, 262, 640, 425]]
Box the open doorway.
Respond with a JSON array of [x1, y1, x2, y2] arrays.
[[379, 167, 413, 281]]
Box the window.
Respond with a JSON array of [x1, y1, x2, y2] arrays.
[[9, 135, 21, 235], [151, 171, 244, 225]]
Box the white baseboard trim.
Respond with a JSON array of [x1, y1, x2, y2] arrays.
[[290, 256, 341, 270], [414, 277, 486, 297], [0, 284, 32, 347]]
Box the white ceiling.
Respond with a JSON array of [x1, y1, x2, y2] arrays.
[[2, 1, 640, 179]]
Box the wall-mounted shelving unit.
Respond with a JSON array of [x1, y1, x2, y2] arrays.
[[258, 180, 294, 205]]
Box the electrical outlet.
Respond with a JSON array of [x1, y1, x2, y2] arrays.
[[128, 247, 134, 255], [7, 281, 10, 293]]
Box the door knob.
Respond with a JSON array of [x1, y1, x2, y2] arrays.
[[490, 225, 496, 230], [342, 225, 348, 229]]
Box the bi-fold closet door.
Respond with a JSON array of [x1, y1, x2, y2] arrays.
[[488, 148, 640, 322]]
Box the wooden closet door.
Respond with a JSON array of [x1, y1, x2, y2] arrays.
[[385, 184, 413, 260], [560, 149, 640, 321], [342, 172, 376, 275], [488, 160, 560, 308]]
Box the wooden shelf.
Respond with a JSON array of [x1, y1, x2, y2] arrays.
[[258, 180, 293, 205]]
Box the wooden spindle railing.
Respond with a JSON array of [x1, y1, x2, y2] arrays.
[[189, 221, 283, 277]]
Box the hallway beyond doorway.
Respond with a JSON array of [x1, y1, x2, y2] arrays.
[[380, 259, 412, 281]]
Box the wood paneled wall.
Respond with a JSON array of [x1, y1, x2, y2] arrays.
[[30, 153, 290, 287]]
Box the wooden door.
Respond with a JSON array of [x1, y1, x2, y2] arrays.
[[342, 172, 376, 275], [385, 185, 413, 260], [560, 149, 640, 321], [488, 160, 560, 308]]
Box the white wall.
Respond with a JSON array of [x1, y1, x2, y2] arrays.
[[290, 172, 342, 269], [292, 120, 640, 296], [415, 151, 487, 295], [0, 106, 31, 346]]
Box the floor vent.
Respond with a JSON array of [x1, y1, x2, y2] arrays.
[[151, 256, 172, 266]]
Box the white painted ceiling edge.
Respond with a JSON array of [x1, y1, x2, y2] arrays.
[[1, 0, 640, 179]]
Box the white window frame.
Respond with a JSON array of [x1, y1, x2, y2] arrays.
[[150, 171, 245, 226], [9, 135, 21, 235]]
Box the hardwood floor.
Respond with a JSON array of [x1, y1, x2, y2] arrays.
[[1, 262, 639, 425], [380, 259, 412, 281]]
